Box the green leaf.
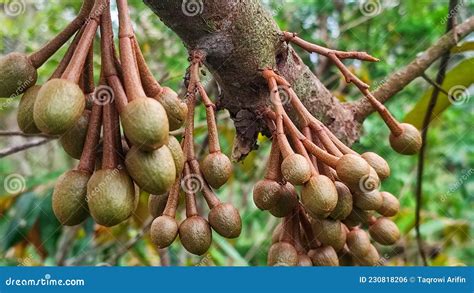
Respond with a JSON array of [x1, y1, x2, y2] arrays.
[[404, 58, 474, 128], [37, 190, 62, 256], [0, 192, 43, 251], [451, 42, 474, 54], [213, 235, 249, 266]]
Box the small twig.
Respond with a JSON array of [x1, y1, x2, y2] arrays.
[[56, 225, 82, 266], [415, 0, 458, 267], [353, 16, 474, 121], [420, 73, 453, 98], [283, 31, 404, 135], [108, 217, 153, 265], [0, 138, 53, 158], [158, 248, 170, 266], [0, 131, 56, 138]]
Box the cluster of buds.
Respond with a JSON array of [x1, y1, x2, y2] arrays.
[[253, 32, 421, 266]]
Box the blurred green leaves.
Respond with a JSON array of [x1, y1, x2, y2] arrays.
[[405, 58, 474, 128]]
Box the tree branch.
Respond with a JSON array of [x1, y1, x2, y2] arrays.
[[0, 131, 56, 138], [415, 0, 459, 266], [0, 138, 53, 158], [144, 0, 358, 160], [352, 16, 474, 121]]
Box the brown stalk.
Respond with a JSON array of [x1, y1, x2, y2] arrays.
[[189, 159, 221, 209], [132, 37, 163, 98], [298, 205, 319, 249], [263, 140, 283, 181], [292, 209, 306, 254], [197, 83, 221, 154], [77, 103, 103, 173], [279, 215, 294, 245], [283, 31, 403, 136], [279, 109, 339, 167], [310, 130, 334, 180], [184, 163, 199, 217], [263, 95, 338, 167], [182, 52, 204, 162], [162, 176, 181, 218], [28, 0, 95, 68], [271, 73, 355, 157], [275, 78, 344, 157], [363, 90, 403, 136], [101, 98, 118, 170], [262, 70, 294, 158], [301, 126, 319, 173], [282, 112, 318, 176], [117, 0, 146, 101], [62, 0, 106, 84], [49, 27, 85, 80], [322, 125, 358, 155], [100, 7, 128, 114], [82, 43, 95, 94], [282, 32, 379, 62]]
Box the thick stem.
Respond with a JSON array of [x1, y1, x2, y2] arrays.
[[282, 32, 379, 62], [162, 176, 181, 218], [311, 130, 334, 180], [362, 90, 403, 136], [132, 37, 163, 98], [182, 53, 203, 161], [101, 9, 128, 114], [279, 215, 294, 245], [49, 27, 85, 80], [302, 126, 319, 174], [279, 35, 404, 136], [189, 159, 221, 209], [284, 113, 317, 176], [197, 83, 220, 154], [323, 125, 358, 155], [117, 0, 146, 101], [298, 205, 319, 249], [28, 0, 95, 68], [264, 140, 282, 181], [184, 163, 199, 217], [101, 99, 118, 170], [292, 209, 305, 253], [82, 40, 95, 94], [263, 71, 294, 158], [77, 103, 103, 173], [280, 111, 339, 167], [62, 0, 105, 83], [310, 123, 343, 157]]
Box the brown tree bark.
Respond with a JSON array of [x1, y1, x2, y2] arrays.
[[144, 0, 356, 160], [144, 0, 474, 160]]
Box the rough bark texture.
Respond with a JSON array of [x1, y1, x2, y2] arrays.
[[144, 1, 474, 161], [144, 0, 357, 160]]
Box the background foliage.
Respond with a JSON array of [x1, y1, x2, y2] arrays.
[[0, 0, 472, 266]]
